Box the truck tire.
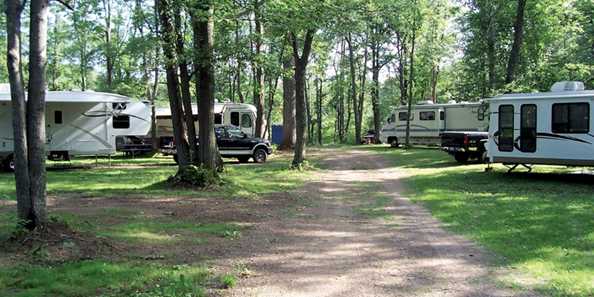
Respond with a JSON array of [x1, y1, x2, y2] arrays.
[[253, 148, 267, 163], [454, 152, 469, 163]]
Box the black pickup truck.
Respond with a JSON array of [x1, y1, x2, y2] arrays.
[[161, 125, 272, 163], [440, 131, 488, 163]]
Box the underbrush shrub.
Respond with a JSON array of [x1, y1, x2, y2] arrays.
[[168, 165, 221, 188]]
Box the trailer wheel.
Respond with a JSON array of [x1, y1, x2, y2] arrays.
[[388, 137, 399, 148], [454, 152, 469, 163], [2, 155, 15, 172], [253, 148, 267, 163], [173, 154, 179, 164]]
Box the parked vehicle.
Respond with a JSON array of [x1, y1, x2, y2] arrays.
[[441, 131, 488, 163], [486, 81, 594, 170], [155, 102, 257, 143], [380, 101, 489, 147], [0, 90, 151, 172], [162, 125, 272, 163]]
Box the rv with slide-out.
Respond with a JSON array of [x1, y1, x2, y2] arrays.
[[486, 81, 594, 169], [0, 89, 151, 171]]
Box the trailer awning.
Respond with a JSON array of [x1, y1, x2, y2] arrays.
[[0, 91, 133, 103]]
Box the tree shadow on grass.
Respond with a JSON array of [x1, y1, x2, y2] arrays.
[[401, 169, 594, 295]]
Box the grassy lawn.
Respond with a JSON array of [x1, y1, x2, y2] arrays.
[[360, 146, 593, 297], [0, 153, 311, 200], [0, 151, 312, 296]]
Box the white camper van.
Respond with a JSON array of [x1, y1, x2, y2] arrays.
[[0, 90, 151, 171], [155, 102, 257, 143], [487, 81, 594, 168], [380, 101, 489, 147]]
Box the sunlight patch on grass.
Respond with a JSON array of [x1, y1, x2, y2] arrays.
[[358, 146, 594, 297], [0, 261, 210, 297]]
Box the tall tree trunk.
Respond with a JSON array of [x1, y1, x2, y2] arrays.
[[192, 1, 218, 170], [235, 20, 244, 103], [316, 78, 323, 145], [158, 0, 190, 168], [305, 77, 313, 143], [371, 44, 382, 145], [290, 30, 314, 167], [505, 0, 527, 84], [359, 45, 368, 141], [27, 0, 49, 227], [346, 34, 360, 145], [279, 52, 296, 150], [405, 22, 418, 148], [103, 0, 113, 89], [252, 0, 265, 138], [175, 12, 198, 163], [150, 0, 160, 151], [6, 0, 32, 227], [430, 64, 439, 103]]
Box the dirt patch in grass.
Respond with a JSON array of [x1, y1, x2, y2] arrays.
[[0, 219, 119, 264]]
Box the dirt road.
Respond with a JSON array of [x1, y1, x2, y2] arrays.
[[224, 149, 538, 297]]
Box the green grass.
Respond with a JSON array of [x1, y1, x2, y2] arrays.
[[0, 152, 313, 296], [0, 153, 312, 200], [361, 146, 593, 297], [0, 261, 209, 297]]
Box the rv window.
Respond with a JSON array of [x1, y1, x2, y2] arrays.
[[241, 114, 252, 128], [231, 112, 240, 126], [112, 103, 127, 110], [419, 111, 435, 121], [552, 103, 590, 133], [520, 104, 537, 152], [54, 111, 63, 124], [215, 113, 223, 124], [398, 112, 412, 121], [440, 111, 445, 121], [498, 105, 514, 152], [113, 115, 130, 129]]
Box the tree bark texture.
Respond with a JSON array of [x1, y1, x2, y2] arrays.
[[280, 52, 296, 150], [505, 0, 527, 84], [291, 30, 314, 167]]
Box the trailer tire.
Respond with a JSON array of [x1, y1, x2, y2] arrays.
[[2, 155, 15, 172], [454, 152, 469, 163], [388, 137, 399, 148], [173, 154, 179, 165]]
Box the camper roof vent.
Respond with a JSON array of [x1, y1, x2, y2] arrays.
[[551, 81, 585, 92]]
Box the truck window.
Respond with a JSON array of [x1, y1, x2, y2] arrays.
[[113, 115, 130, 129], [440, 111, 445, 121], [241, 114, 252, 128], [398, 112, 412, 121], [498, 105, 514, 152], [419, 111, 435, 121], [552, 103, 589, 133], [231, 112, 240, 126]]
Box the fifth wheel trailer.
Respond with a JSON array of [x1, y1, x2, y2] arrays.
[[155, 102, 258, 146], [486, 81, 594, 168], [379, 101, 489, 147], [0, 90, 151, 171]]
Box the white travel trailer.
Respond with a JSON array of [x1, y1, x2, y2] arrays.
[[0, 90, 151, 171], [380, 101, 489, 146], [155, 102, 258, 142], [486, 81, 594, 168]]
